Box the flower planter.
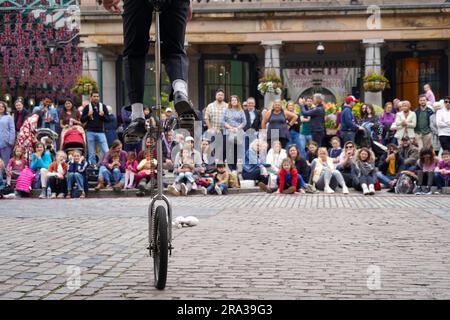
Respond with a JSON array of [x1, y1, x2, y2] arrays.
[[363, 80, 387, 92]]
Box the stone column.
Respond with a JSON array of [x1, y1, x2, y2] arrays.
[[261, 40, 283, 109], [102, 56, 117, 114], [80, 43, 99, 103], [363, 38, 384, 107]]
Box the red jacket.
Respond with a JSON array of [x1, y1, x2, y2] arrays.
[[278, 168, 298, 193]]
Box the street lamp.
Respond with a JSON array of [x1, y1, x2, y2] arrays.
[[46, 40, 60, 67], [4, 93, 12, 105]]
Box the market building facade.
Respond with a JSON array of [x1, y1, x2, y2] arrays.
[[78, 0, 450, 112]]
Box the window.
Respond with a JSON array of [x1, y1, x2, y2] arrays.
[[203, 59, 250, 108]]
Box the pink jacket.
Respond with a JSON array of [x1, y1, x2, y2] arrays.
[[125, 160, 138, 173]]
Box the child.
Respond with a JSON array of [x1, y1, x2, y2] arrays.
[[124, 151, 138, 189], [110, 152, 121, 170], [414, 148, 437, 195], [306, 141, 319, 164], [434, 150, 450, 194], [204, 163, 229, 195], [6, 147, 27, 187], [136, 150, 157, 196], [30, 142, 53, 199], [277, 158, 305, 194], [66, 150, 88, 198], [168, 147, 195, 196], [353, 147, 377, 195], [329, 136, 342, 164], [47, 151, 68, 198]]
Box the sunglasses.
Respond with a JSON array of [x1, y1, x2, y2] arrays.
[[345, 145, 354, 149], [445, 100, 450, 103]]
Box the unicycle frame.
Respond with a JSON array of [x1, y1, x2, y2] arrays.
[[148, 5, 173, 257]]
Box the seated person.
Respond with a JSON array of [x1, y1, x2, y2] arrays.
[[337, 141, 358, 188], [309, 147, 349, 194], [377, 143, 405, 189], [66, 150, 88, 198], [306, 141, 318, 164], [277, 158, 305, 194], [242, 139, 270, 191], [168, 146, 196, 196], [96, 140, 127, 190], [30, 142, 52, 199], [434, 150, 450, 194], [202, 163, 229, 195], [414, 148, 437, 195], [136, 150, 157, 196], [47, 151, 68, 199], [353, 147, 377, 195], [5, 146, 27, 188], [398, 136, 419, 170], [329, 136, 342, 164]]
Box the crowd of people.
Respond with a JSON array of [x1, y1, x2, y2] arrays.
[[1, 83, 450, 199]]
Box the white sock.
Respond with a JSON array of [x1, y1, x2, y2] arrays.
[[131, 103, 145, 121], [172, 79, 188, 96]]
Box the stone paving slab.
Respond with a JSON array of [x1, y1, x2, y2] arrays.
[[0, 194, 449, 299]]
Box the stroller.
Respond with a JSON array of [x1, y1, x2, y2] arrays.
[[36, 128, 58, 160], [355, 125, 385, 161], [62, 128, 86, 156]]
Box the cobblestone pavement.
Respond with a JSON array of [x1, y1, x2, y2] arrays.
[[0, 193, 450, 300]]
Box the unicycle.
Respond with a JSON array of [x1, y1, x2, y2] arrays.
[[146, 1, 173, 290]]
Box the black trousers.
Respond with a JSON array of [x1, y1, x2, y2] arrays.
[[311, 131, 325, 147], [439, 136, 450, 152], [123, 0, 190, 104], [48, 176, 67, 195]]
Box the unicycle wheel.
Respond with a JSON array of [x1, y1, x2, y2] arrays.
[[153, 205, 168, 290]]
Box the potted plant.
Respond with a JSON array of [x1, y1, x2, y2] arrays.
[[323, 102, 340, 135], [257, 70, 283, 96], [71, 75, 99, 97], [363, 74, 390, 92]]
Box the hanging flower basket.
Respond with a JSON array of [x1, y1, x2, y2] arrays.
[[258, 70, 283, 95], [363, 74, 390, 93], [71, 76, 98, 96]]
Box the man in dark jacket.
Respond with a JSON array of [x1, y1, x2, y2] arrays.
[[340, 95, 363, 144], [415, 95, 434, 150], [243, 97, 261, 132], [300, 93, 325, 146], [377, 143, 405, 188]]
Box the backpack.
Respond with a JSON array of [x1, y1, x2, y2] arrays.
[[16, 167, 36, 193], [394, 171, 418, 194]]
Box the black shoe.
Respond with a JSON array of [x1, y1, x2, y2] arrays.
[[123, 118, 146, 143], [173, 91, 194, 116]]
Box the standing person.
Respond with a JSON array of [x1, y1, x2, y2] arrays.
[[394, 100, 417, 143], [204, 88, 228, 162], [0, 101, 16, 166], [300, 93, 325, 147], [436, 96, 450, 152], [380, 102, 396, 145], [12, 100, 29, 133], [105, 105, 119, 147], [243, 97, 261, 133], [353, 147, 377, 195], [286, 101, 301, 151], [430, 102, 442, 154], [59, 98, 83, 150], [102, 0, 194, 138], [340, 95, 362, 144], [261, 99, 298, 149], [81, 92, 110, 166], [415, 95, 434, 150], [309, 147, 349, 194], [34, 97, 59, 132], [424, 83, 436, 107], [15, 112, 40, 162], [299, 97, 313, 158], [223, 95, 247, 171]]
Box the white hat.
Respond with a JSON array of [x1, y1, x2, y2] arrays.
[[165, 107, 172, 112], [185, 136, 194, 142]]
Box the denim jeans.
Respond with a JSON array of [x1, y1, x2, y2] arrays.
[[99, 166, 122, 185], [87, 131, 109, 165], [434, 173, 449, 189], [376, 172, 396, 186], [175, 172, 195, 184], [340, 131, 356, 145], [289, 130, 302, 153], [67, 172, 84, 191], [299, 134, 312, 158], [207, 182, 227, 194]]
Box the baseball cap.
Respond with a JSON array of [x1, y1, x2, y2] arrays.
[[165, 108, 172, 112], [185, 136, 194, 142], [345, 95, 359, 104]]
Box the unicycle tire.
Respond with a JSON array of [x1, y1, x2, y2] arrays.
[[153, 205, 168, 290]]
